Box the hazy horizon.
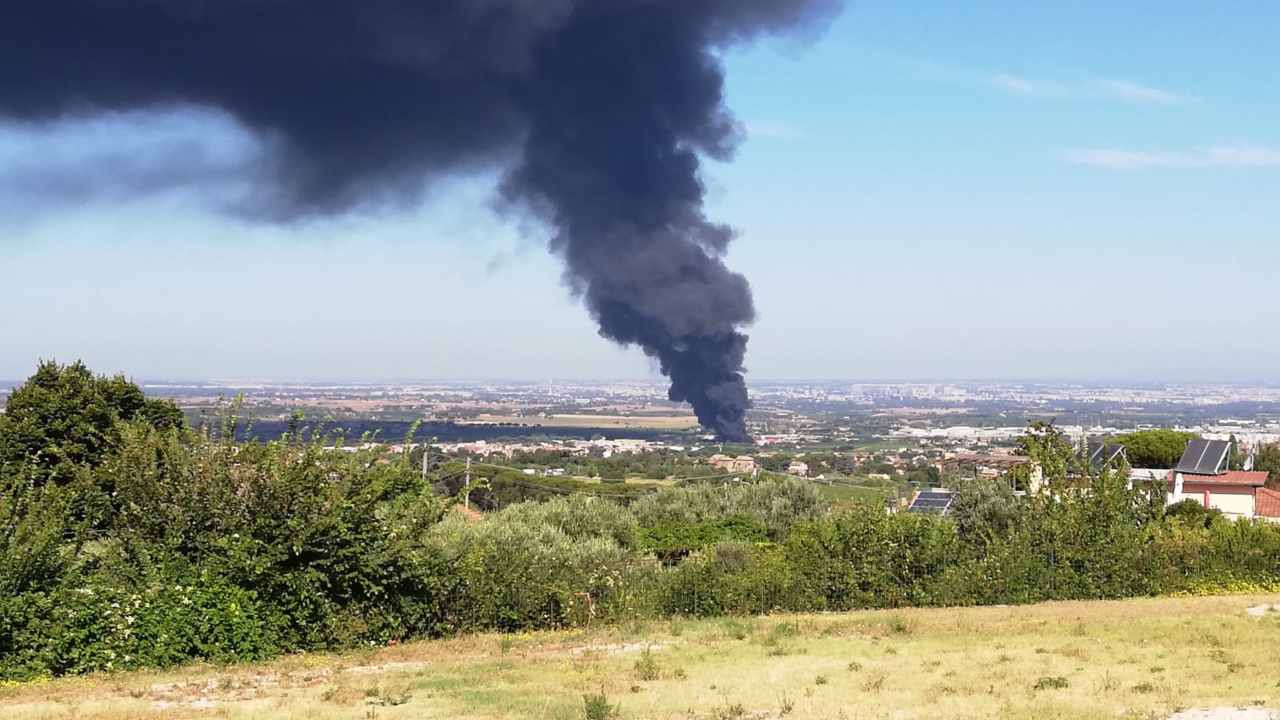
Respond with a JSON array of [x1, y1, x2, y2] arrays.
[[3, 368, 1278, 389]]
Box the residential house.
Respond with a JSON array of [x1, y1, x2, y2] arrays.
[[709, 454, 757, 475], [1086, 441, 1128, 472], [1167, 439, 1277, 520]]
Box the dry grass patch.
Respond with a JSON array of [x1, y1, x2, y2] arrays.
[[3, 595, 1280, 719]]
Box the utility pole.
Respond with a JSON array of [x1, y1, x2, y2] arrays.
[[463, 457, 473, 510], [421, 436, 437, 481]]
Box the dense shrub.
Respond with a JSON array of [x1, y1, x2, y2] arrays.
[[96, 421, 452, 650], [950, 478, 1023, 548], [434, 465, 658, 510], [8, 364, 1280, 680], [424, 513, 651, 630], [630, 478, 822, 540], [496, 495, 640, 549], [638, 515, 770, 563], [1166, 498, 1225, 528], [784, 506, 961, 609], [659, 542, 790, 616], [1, 571, 277, 677]]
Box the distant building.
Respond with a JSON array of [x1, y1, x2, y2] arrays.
[[1128, 467, 1170, 487], [709, 454, 757, 475], [945, 453, 1043, 491], [1168, 439, 1277, 520], [787, 460, 810, 477]]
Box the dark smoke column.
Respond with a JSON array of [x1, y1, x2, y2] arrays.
[[0, 1, 840, 441], [503, 5, 772, 441]]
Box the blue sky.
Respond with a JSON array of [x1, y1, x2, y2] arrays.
[[2, 2, 1277, 382]]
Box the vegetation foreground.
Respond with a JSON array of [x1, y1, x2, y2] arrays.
[[8, 360, 1280, 720], [3, 594, 1279, 719]]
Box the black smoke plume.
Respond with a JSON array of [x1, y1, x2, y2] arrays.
[[0, 1, 840, 441]]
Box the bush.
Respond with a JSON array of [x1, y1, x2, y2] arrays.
[[659, 541, 789, 616], [638, 515, 770, 563], [0, 571, 276, 680], [1033, 675, 1069, 690], [425, 513, 652, 631], [630, 478, 822, 541], [950, 478, 1023, 548], [496, 495, 640, 549], [11, 367, 1280, 680], [1166, 499, 1224, 528], [582, 692, 618, 720], [784, 506, 961, 610]]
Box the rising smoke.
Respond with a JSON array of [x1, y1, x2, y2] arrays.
[[0, 1, 841, 441]]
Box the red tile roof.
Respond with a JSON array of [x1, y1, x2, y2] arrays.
[[1256, 487, 1280, 518], [1176, 470, 1270, 487]]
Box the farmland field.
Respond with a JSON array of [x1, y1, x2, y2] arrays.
[[3, 594, 1278, 720], [463, 413, 700, 430]]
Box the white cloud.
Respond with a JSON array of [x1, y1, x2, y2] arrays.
[[742, 120, 803, 141], [987, 73, 1050, 97], [1067, 145, 1280, 170], [984, 73, 1194, 107], [1097, 79, 1192, 105]]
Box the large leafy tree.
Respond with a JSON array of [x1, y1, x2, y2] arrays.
[[1257, 443, 1280, 487], [1016, 421, 1075, 482], [1112, 429, 1198, 469], [0, 360, 184, 485]]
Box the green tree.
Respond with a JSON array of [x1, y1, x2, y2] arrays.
[[1112, 429, 1198, 469], [1016, 421, 1074, 483], [950, 477, 1022, 549], [1256, 443, 1280, 487], [1228, 434, 1245, 471], [0, 360, 185, 485]]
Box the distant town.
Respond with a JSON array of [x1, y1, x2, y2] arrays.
[[65, 377, 1280, 448], [9, 376, 1274, 513]]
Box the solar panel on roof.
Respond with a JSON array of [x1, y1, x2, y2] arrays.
[[1105, 444, 1124, 465], [907, 491, 954, 515], [1197, 441, 1229, 475], [1175, 439, 1229, 475], [1175, 439, 1210, 473]]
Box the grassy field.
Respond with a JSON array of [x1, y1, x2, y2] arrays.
[[3, 595, 1279, 720], [814, 482, 891, 506]]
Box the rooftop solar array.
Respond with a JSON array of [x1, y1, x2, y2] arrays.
[[1087, 441, 1127, 470], [907, 490, 954, 515], [1174, 439, 1230, 475]]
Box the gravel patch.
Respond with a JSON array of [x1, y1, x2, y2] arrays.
[[1168, 709, 1276, 720], [569, 641, 668, 656]]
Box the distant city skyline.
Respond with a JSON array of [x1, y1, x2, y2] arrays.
[[3, 2, 1278, 383]]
